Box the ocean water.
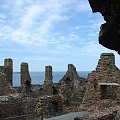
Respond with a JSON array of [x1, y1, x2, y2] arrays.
[[13, 71, 90, 86]]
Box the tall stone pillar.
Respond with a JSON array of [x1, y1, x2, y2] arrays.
[[45, 65, 53, 83], [4, 58, 13, 86], [68, 64, 77, 74], [44, 65, 53, 95], [20, 62, 31, 86]]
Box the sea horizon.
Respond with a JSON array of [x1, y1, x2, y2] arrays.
[[13, 71, 90, 87]]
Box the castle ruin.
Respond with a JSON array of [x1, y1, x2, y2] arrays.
[[83, 53, 120, 105], [0, 53, 120, 120]]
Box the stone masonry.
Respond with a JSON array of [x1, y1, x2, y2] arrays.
[[0, 59, 16, 96], [59, 64, 86, 103], [83, 53, 120, 105], [36, 95, 63, 118], [21, 62, 32, 95], [21, 62, 31, 86], [4, 58, 13, 86], [43, 65, 53, 95], [1, 53, 120, 119]]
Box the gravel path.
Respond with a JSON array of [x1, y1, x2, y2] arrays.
[[44, 112, 88, 120]]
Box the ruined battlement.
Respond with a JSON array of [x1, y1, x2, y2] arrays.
[[4, 58, 13, 69], [21, 62, 31, 86], [0, 53, 120, 119], [68, 64, 77, 74], [83, 53, 120, 105], [96, 53, 116, 71], [43, 65, 53, 95], [0, 58, 13, 86], [45, 65, 53, 83]]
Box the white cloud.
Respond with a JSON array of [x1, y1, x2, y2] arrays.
[[20, 5, 44, 30], [11, 55, 63, 63], [0, 0, 91, 48], [76, 0, 91, 12], [0, 32, 3, 37], [78, 40, 116, 56], [0, 0, 111, 56], [0, 0, 73, 46]]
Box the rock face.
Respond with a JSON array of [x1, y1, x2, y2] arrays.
[[43, 65, 53, 95], [83, 53, 120, 105], [59, 64, 86, 103]]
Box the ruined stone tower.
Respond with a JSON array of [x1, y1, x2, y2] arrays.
[[4, 58, 13, 86], [43, 65, 53, 95], [68, 64, 77, 74], [21, 62, 31, 86], [83, 53, 120, 105], [59, 64, 86, 102]]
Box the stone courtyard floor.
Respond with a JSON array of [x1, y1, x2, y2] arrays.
[[44, 112, 88, 120]]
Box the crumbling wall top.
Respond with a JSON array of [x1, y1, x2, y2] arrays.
[[4, 58, 13, 69], [68, 64, 77, 74], [101, 53, 114, 56]]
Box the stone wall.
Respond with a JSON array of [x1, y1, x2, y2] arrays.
[[43, 65, 53, 95], [83, 53, 120, 105], [0, 94, 37, 119], [59, 64, 86, 103], [4, 58, 13, 86], [36, 95, 63, 118], [0, 58, 16, 95], [1, 53, 120, 119], [20, 62, 32, 96], [0, 58, 13, 87], [0, 71, 16, 96], [21, 62, 31, 86], [0, 94, 22, 118]]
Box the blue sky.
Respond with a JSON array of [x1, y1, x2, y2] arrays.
[[0, 0, 120, 72]]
